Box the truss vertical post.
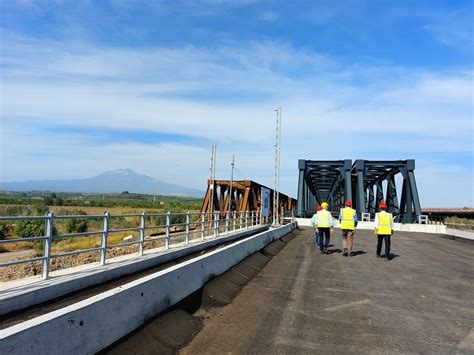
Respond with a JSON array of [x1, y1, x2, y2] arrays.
[[399, 178, 407, 218], [368, 186, 375, 216], [297, 160, 306, 217], [343, 159, 352, 203], [375, 180, 384, 212], [407, 160, 422, 220], [386, 175, 399, 214], [354, 160, 365, 217]]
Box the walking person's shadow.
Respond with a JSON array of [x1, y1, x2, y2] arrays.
[[386, 253, 400, 261], [350, 251, 366, 257]]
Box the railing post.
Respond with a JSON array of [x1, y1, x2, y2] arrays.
[[240, 211, 243, 230], [214, 212, 219, 237], [185, 211, 190, 245], [138, 211, 145, 256], [225, 211, 229, 233], [251, 211, 255, 226], [245, 211, 249, 228], [100, 211, 109, 266], [201, 212, 205, 240], [165, 212, 170, 249], [42, 211, 54, 280], [233, 211, 236, 230]]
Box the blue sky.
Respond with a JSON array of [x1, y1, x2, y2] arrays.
[[0, 0, 473, 206]]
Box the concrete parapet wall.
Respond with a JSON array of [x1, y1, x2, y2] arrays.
[[0, 225, 269, 316], [445, 228, 474, 241], [0, 223, 297, 355]]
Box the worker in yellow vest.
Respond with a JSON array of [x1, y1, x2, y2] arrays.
[[338, 201, 358, 257], [375, 202, 393, 261], [311, 205, 323, 247], [313, 201, 334, 254]]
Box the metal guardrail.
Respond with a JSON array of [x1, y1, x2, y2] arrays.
[[0, 210, 266, 280]]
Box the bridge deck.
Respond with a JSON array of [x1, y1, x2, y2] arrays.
[[182, 228, 474, 354]]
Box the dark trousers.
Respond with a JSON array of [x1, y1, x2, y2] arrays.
[[377, 235, 391, 258], [318, 228, 331, 251]]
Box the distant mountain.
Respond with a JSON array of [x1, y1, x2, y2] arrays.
[[0, 169, 204, 197]]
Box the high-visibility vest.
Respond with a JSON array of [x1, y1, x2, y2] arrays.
[[316, 210, 331, 228], [340, 207, 356, 230], [376, 211, 393, 235]]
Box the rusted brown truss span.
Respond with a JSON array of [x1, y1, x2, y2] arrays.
[[200, 179, 296, 218]]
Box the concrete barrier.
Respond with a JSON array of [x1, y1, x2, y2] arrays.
[[0, 225, 269, 316], [0, 223, 297, 355], [445, 228, 474, 242]]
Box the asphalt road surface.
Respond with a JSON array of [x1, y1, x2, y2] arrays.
[[181, 228, 474, 354]]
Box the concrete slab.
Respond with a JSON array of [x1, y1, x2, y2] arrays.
[[182, 227, 474, 354]]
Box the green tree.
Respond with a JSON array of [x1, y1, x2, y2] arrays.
[[44, 196, 54, 205], [16, 219, 45, 239], [64, 210, 89, 233], [0, 223, 10, 240], [54, 197, 64, 206], [16, 209, 57, 239]]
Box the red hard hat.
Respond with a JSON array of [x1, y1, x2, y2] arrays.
[[345, 201, 352, 207], [316, 205, 322, 211], [379, 202, 387, 209]]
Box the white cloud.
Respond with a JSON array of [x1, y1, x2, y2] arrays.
[[423, 6, 474, 51], [1, 32, 473, 206]]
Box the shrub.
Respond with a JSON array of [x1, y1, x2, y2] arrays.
[[64, 210, 89, 233], [16, 219, 45, 239], [43, 197, 54, 205], [5, 206, 24, 216], [0, 222, 10, 239], [16, 209, 57, 239]]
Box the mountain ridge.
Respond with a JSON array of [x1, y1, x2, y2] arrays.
[[0, 169, 203, 197]]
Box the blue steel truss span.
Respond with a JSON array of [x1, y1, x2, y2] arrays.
[[297, 159, 421, 223]]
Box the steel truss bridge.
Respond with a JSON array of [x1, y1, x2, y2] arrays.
[[200, 179, 296, 219], [296, 159, 422, 223]]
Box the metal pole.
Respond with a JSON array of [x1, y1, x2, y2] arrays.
[[42, 211, 54, 280], [209, 144, 217, 216], [165, 212, 170, 249], [228, 154, 235, 218], [233, 211, 236, 230], [100, 211, 109, 265], [225, 211, 229, 233], [245, 211, 249, 228], [138, 211, 145, 256], [273, 106, 282, 226], [201, 212, 205, 240], [185, 211, 190, 245], [240, 211, 243, 230]]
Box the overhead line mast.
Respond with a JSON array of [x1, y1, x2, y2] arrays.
[[209, 144, 217, 216], [228, 154, 235, 216], [273, 106, 282, 226]]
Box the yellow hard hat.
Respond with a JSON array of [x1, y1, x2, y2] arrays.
[[321, 202, 328, 207]]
